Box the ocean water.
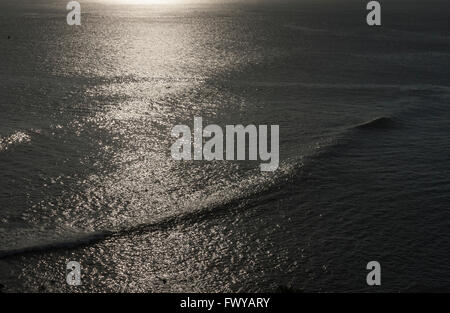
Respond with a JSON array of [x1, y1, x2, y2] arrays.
[[0, 0, 449, 292]]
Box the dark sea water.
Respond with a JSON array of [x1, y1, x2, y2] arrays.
[[0, 0, 449, 292]]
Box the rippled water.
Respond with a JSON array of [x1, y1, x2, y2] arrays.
[[0, 0, 449, 292]]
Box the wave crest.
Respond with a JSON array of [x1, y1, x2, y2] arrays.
[[355, 117, 397, 130]]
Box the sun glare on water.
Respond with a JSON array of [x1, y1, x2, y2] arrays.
[[102, 0, 184, 4]]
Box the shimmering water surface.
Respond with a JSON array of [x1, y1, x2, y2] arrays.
[[0, 0, 449, 292]]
